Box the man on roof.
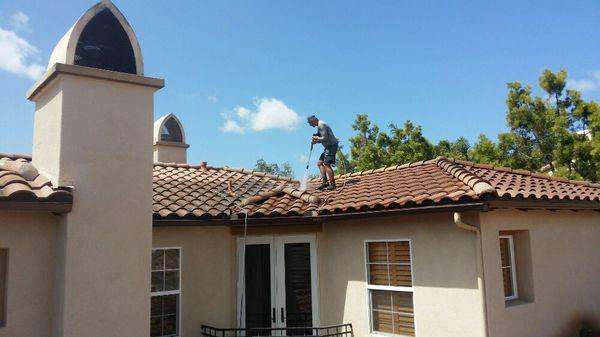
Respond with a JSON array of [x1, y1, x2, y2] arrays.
[[308, 115, 339, 190]]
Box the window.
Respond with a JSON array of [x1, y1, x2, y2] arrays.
[[499, 235, 518, 301], [75, 8, 137, 74], [151, 248, 181, 337], [366, 241, 415, 336], [0, 249, 7, 327], [160, 118, 183, 143]]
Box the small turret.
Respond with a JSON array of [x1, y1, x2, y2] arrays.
[[153, 113, 189, 163]]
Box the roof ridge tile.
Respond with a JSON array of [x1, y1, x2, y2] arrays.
[[0, 153, 32, 161], [436, 158, 496, 196], [154, 162, 298, 182]]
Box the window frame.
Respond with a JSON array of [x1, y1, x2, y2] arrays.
[[364, 239, 416, 337], [151, 247, 182, 337], [499, 235, 519, 301]]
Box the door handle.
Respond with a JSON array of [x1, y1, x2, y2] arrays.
[[272, 308, 276, 323], [281, 308, 285, 323]]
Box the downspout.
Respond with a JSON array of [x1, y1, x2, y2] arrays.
[[453, 212, 479, 233], [454, 212, 490, 337]]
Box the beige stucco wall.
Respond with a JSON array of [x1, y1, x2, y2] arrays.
[[317, 213, 487, 337], [153, 143, 188, 163], [480, 209, 600, 337], [29, 66, 161, 337], [151, 213, 488, 337], [153, 226, 237, 337], [0, 211, 60, 337]]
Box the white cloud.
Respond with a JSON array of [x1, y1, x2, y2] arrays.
[[221, 119, 245, 133], [568, 70, 600, 93], [208, 95, 218, 103], [235, 105, 251, 118], [9, 11, 29, 31], [0, 26, 44, 80], [221, 98, 302, 133]]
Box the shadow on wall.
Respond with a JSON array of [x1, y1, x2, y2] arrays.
[[564, 316, 600, 337]]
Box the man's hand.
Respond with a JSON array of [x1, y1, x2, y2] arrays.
[[311, 136, 319, 144]]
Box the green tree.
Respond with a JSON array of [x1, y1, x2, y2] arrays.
[[385, 121, 435, 164], [348, 115, 436, 171], [466, 69, 600, 181], [348, 114, 388, 170], [344, 70, 600, 181], [498, 69, 598, 180], [254, 159, 294, 178], [470, 134, 503, 164], [334, 146, 355, 175], [435, 137, 471, 160]]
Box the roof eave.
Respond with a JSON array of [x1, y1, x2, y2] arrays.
[[487, 198, 600, 211], [0, 200, 73, 213], [152, 201, 489, 226]]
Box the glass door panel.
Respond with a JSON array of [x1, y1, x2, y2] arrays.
[[284, 242, 313, 333], [245, 244, 273, 332]]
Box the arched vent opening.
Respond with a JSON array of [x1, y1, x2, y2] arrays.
[[75, 8, 137, 74], [160, 118, 184, 143]]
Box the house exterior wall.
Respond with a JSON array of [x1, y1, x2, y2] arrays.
[[153, 226, 237, 337], [316, 213, 487, 337], [151, 213, 488, 337], [28, 66, 162, 337], [0, 211, 60, 337], [480, 209, 600, 337]]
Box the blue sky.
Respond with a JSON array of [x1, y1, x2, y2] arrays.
[[1, 0, 600, 177]]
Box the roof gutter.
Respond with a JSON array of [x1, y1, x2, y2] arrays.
[[153, 202, 488, 226], [0, 201, 72, 213]]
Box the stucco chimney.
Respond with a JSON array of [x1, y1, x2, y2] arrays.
[[153, 113, 189, 163], [26, 2, 163, 337]]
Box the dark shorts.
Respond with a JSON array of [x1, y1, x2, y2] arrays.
[[319, 144, 338, 165]]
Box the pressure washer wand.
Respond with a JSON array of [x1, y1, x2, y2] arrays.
[[306, 143, 314, 169], [299, 142, 314, 191]]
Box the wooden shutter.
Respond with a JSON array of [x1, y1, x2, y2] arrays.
[[370, 289, 415, 336], [367, 241, 412, 287]]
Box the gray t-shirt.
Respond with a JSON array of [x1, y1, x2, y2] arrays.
[[316, 120, 339, 148]]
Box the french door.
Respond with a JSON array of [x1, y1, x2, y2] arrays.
[[236, 235, 319, 333]]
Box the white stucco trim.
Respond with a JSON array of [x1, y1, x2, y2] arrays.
[[498, 235, 519, 301], [153, 114, 187, 144]]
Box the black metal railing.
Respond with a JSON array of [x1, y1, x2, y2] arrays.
[[201, 324, 353, 337]]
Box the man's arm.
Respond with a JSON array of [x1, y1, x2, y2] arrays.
[[313, 124, 331, 144]]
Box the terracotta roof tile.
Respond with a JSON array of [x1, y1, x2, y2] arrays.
[[149, 157, 599, 219], [0, 153, 72, 203]]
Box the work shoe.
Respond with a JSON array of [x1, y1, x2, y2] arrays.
[[317, 181, 330, 190], [325, 183, 336, 190]]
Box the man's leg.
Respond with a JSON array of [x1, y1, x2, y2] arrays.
[[323, 145, 337, 189], [317, 158, 330, 189], [317, 160, 327, 179], [324, 163, 336, 188]]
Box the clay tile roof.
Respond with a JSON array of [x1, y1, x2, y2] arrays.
[[154, 157, 600, 219], [0, 153, 72, 204], [152, 162, 301, 219]]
